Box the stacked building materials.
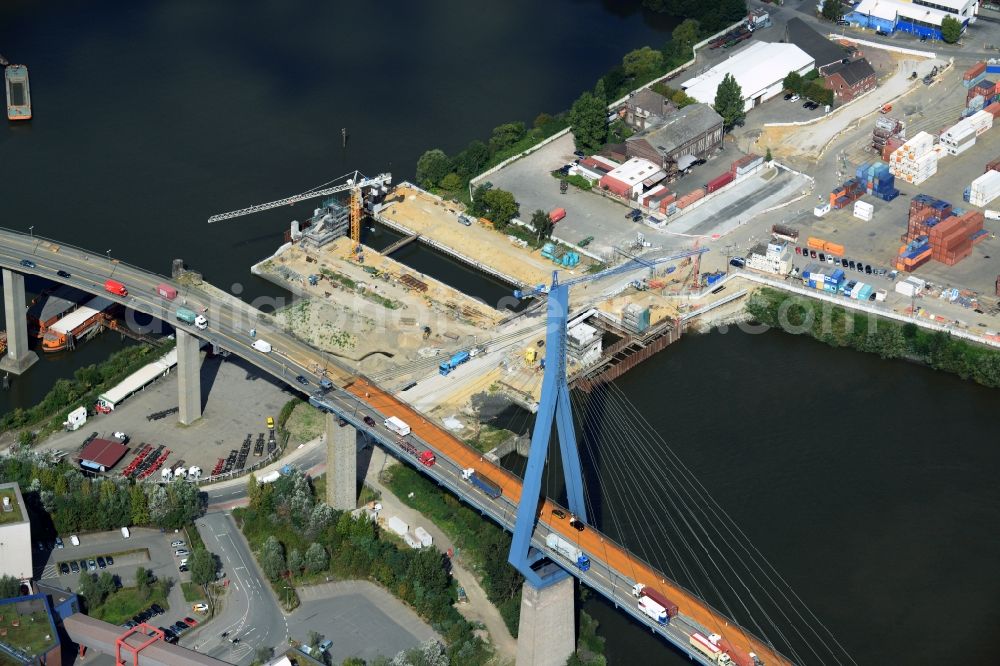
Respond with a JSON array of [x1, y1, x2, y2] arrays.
[[829, 178, 864, 209], [855, 161, 899, 201], [969, 170, 1000, 206], [929, 211, 983, 266], [730, 154, 764, 176], [854, 200, 873, 221], [963, 62, 987, 89], [676, 188, 705, 209], [889, 131, 937, 185], [801, 263, 844, 292], [872, 115, 904, 156]]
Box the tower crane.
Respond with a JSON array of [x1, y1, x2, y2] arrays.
[[507, 246, 708, 589], [207, 171, 392, 247]]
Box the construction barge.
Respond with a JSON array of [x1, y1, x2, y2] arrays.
[[5, 64, 32, 121]]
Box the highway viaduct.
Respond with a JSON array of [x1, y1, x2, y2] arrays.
[[0, 228, 790, 666]]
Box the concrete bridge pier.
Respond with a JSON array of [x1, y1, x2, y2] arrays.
[[516, 575, 576, 666], [326, 413, 357, 510], [176, 328, 202, 425], [0, 268, 39, 375]]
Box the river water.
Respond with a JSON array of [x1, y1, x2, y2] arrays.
[[3, 3, 999, 664]]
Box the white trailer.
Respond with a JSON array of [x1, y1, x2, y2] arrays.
[[545, 533, 591, 570], [414, 526, 433, 548], [386, 515, 409, 537], [384, 416, 411, 436], [258, 470, 281, 484], [638, 596, 668, 625]]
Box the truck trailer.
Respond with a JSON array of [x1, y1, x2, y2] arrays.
[[638, 596, 668, 625], [439, 350, 471, 376], [384, 416, 411, 436], [631, 583, 678, 618], [689, 632, 733, 665], [545, 533, 591, 571], [461, 468, 502, 499], [155, 283, 177, 300]]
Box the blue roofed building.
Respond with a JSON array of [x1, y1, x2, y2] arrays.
[[845, 0, 979, 40]]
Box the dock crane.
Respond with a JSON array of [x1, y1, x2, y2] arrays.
[[507, 246, 708, 589], [207, 171, 392, 247]]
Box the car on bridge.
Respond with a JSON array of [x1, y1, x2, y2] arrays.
[[363, 416, 376, 427], [19, 259, 35, 269], [56, 269, 71, 278], [295, 375, 309, 386]]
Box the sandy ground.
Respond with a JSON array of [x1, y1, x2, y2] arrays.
[[378, 186, 558, 287]]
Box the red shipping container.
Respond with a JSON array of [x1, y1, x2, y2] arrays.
[[706, 172, 734, 193], [986, 102, 1000, 118], [658, 193, 676, 211], [964, 62, 986, 81]]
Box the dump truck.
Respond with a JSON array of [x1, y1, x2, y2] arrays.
[[631, 583, 679, 618], [545, 533, 591, 571], [439, 350, 471, 376], [176, 307, 208, 330], [461, 468, 502, 499]]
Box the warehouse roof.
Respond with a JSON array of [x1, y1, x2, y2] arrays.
[[604, 157, 665, 187], [78, 438, 129, 469], [849, 0, 953, 26], [625, 103, 722, 158], [681, 42, 814, 104], [826, 58, 876, 86], [98, 348, 178, 408], [785, 18, 849, 69]]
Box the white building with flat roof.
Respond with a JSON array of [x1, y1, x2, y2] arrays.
[[0, 483, 33, 583], [681, 41, 815, 112]]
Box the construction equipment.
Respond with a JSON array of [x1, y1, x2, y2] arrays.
[[207, 171, 392, 246]]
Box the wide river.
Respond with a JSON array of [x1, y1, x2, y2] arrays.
[[2, 2, 998, 664]]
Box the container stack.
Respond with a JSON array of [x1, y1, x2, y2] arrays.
[[904, 194, 953, 242], [929, 211, 983, 266], [966, 79, 996, 107], [854, 200, 874, 221], [730, 154, 764, 176], [969, 170, 1000, 206], [889, 131, 937, 185], [872, 116, 904, 157], [963, 62, 987, 89], [986, 101, 1000, 118], [855, 161, 899, 201], [988, 59, 1000, 76], [829, 178, 864, 209], [676, 187, 706, 209], [706, 172, 734, 193], [801, 263, 845, 292], [894, 235, 932, 272]]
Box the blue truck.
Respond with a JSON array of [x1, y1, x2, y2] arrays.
[[461, 467, 502, 499], [439, 350, 471, 376]]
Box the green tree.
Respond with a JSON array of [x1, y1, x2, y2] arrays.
[[480, 189, 519, 228], [305, 542, 329, 573], [530, 209, 554, 242], [97, 572, 116, 603], [600, 66, 628, 100], [190, 548, 217, 587], [0, 575, 21, 598], [821, 0, 843, 21], [713, 73, 745, 130], [439, 173, 463, 192], [129, 484, 149, 525], [287, 548, 304, 576], [569, 91, 607, 152], [453, 141, 490, 178], [533, 112, 553, 129], [78, 572, 97, 607], [666, 19, 700, 62], [489, 122, 527, 153], [135, 566, 151, 600], [941, 16, 962, 43], [622, 46, 664, 78], [783, 71, 804, 94], [259, 536, 286, 581], [415, 149, 451, 188], [593, 79, 608, 105], [765, 147, 772, 162]]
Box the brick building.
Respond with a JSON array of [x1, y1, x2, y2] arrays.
[[823, 59, 877, 103], [624, 88, 675, 131], [625, 103, 724, 175]]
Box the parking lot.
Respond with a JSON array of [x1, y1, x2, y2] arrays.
[[37, 353, 296, 481]]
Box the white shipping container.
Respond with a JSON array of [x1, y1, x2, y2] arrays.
[[386, 515, 409, 537], [875, 289, 887, 302], [970, 109, 993, 133], [985, 210, 1000, 220], [403, 533, 423, 549], [941, 120, 976, 145], [945, 137, 976, 156], [895, 281, 917, 297], [854, 201, 873, 215], [414, 526, 433, 548], [905, 276, 926, 289], [814, 203, 831, 217], [854, 208, 872, 221]]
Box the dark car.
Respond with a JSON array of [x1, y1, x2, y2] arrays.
[[807, 101, 820, 110], [132, 615, 144, 625], [729, 258, 745, 268], [569, 516, 586, 532], [59, 562, 70, 575], [69, 560, 80, 573], [178, 564, 189, 572], [809, 250, 817, 258], [876, 29, 890, 36], [56, 270, 71, 279], [818, 252, 826, 263], [869, 292, 878, 301], [865, 264, 873, 274], [150, 604, 164, 615], [20, 259, 35, 269], [106, 555, 114, 566], [848, 260, 856, 269], [573, 150, 585, 158], [96, 556, 106, 569], [173, 621, 189, 633], [783, 92, 793, 100], [295, 375, 309, 385], [363, 416, 376, 427], [78, 560, 87, 571], [551, 508, 567, 519], [841, 258, 848, 268], [857, 263, 865, 273]]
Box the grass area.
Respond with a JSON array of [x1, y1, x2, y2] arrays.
[[285, 401, 325, 444], [358, 484, 381, 506], [464, 425, 516, 454], [181, 582, 204, 603], [184, 525, 205, 553], [0, 605, 56, 658], [88, 585, 169, 626], [0, 489, 24, 524]]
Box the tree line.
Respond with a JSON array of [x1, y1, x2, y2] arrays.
[[238, 471, 493, 665], [746, 288, 1000, 388]]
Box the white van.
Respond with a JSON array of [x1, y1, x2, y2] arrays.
[[70, 534, 80, 546], [121, 526, 130, 539], [252, 340, 272, 353]]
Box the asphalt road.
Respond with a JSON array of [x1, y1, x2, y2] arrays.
[[181, 512, 287, 665]]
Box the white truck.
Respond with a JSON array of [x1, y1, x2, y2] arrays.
[[689, 632, 733, 665], [252, 340, 272, 353], [638, 596, 668, 625], [384, 416, 411, 436], [545, 533, 591, 571]]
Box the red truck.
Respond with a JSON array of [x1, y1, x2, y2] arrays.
[[104, 279, 128, 297], [418, 450, 436, 467], [631, 583, 678, 618], [549, 208, 566, 223], [155, 283, 177, 300]]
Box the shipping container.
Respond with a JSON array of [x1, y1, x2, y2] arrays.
[[155, 283, 177, 300], [807, 237, 826, 250], [631, 584, 679, 618], [823, 241, 845, 256], [964, 62, 987, 82], [706, 172, 735, 193]]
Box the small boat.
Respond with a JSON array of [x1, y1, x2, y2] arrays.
[[5, 64, 32, 121]]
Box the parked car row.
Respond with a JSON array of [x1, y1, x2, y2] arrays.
[[782, 92, 820, 110], [795, 247, 894, 279], [59, 554, 115, 576], [122, 603, 166, 630]]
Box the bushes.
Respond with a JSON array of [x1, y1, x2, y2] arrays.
[[746, 288, 1000, 388]]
